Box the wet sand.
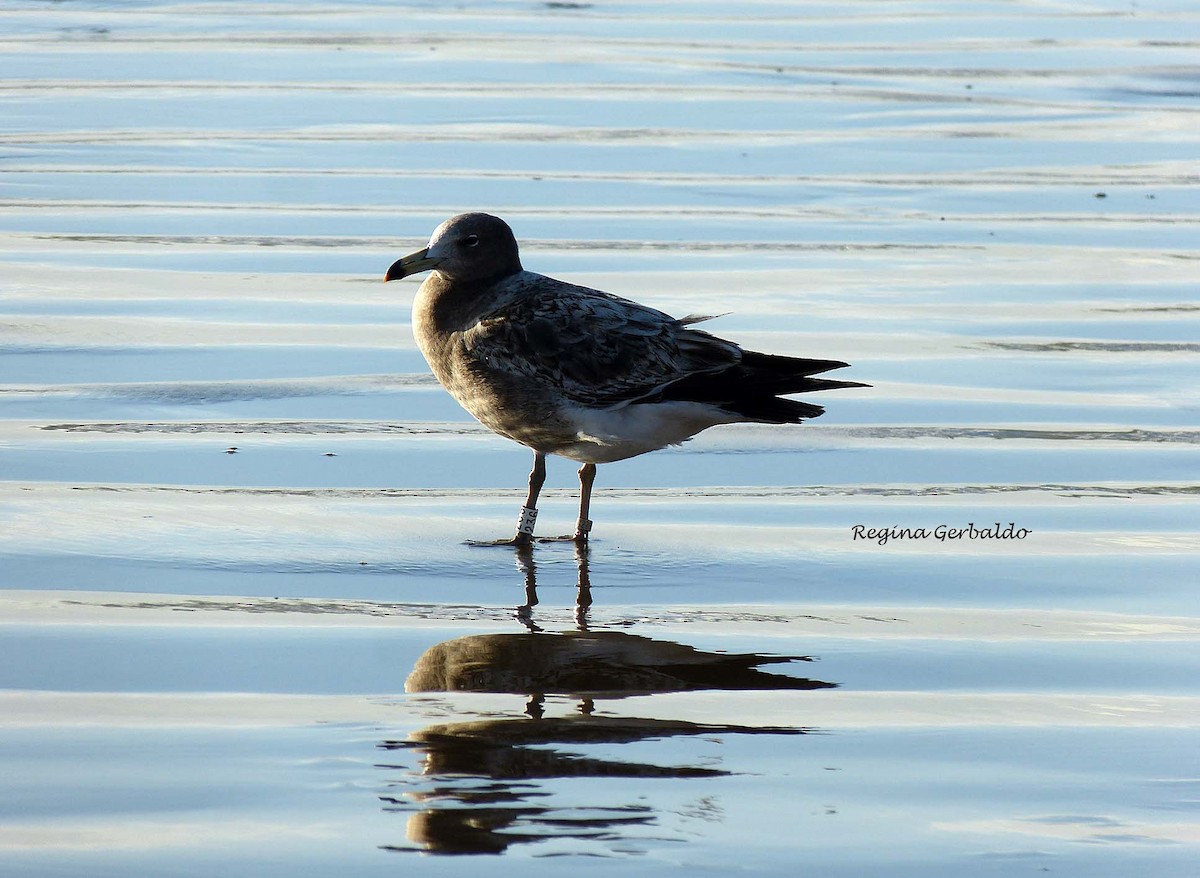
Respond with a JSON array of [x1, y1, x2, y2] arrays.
[[1, 1, 1198, 875]]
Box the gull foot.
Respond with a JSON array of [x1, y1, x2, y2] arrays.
[[535, 517, 591, 545], [465, 534, 534, 548], [536, 533, 590, 545]]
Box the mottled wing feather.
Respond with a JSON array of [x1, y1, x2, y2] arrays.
[[461, 281, 740, 407]]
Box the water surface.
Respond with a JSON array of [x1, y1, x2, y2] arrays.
[[1, 1, 1197, 875]]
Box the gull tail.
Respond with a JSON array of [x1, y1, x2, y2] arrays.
[[660, 350, 868, 424]]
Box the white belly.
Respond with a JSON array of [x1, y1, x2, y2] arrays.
[[554, 401, 738, 464]]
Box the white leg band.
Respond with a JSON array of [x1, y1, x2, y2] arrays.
[[517, 506, 538, 536]]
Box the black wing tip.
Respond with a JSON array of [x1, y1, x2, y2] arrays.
[[719, 397, 826, 424], [807, 377, 871, 391], [739, 351, 854, 377]]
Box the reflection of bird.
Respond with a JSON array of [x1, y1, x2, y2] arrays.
[[393, 807, 548, 856], [405, 630, 835, 697], [380, 713, 800, 855], [385, 212, 863, 545], [388, 628, 833, 856], [513, 539, 590, 629]]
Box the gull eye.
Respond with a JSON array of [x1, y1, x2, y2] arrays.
[[463, 234, 480, 248]]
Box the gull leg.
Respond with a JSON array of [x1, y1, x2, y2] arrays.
[[519, 451, 548, 538], [467, 451, 546, 547], [538, 462, 597, 544], [574, 463, 596, 542]]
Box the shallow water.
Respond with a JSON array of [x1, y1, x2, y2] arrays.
[[1, 1, 1198, 875]]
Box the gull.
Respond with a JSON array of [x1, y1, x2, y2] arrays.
[[385, 212, 863, 546]]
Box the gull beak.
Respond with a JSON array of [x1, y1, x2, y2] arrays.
[[385, 247, 443, 282]]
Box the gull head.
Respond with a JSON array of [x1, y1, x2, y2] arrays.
[[385, 212, 523, 284]]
